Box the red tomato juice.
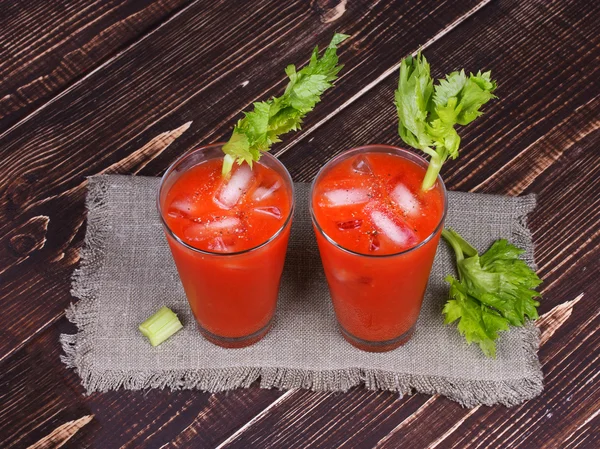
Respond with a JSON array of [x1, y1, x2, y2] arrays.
[[311, 146, 446, 351], [159, 146, 293, 348]]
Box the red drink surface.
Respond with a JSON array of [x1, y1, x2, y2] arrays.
[[312, 152, 444, 255], [164, 159, 292, 253], [311, 148, 445, 351], [161, 154, 293, 346]]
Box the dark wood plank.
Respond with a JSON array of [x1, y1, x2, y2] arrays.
[[0, 321, 91, 449], [561, 413, 600, 449], [0, 0, 190, 131], [211, 390, 430, 449], [0, 319, 285, 449], [0, 0, 487, 360]]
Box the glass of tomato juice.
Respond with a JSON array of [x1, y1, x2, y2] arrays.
[[310, 145, 447, 352], [158, 144, 294, 348]]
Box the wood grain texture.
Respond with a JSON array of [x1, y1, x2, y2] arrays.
[[0, 0, 485, 361], [0, 324, 90, 449], [0, 320, 286, 449], [0, 0, 598, 447], [27, 415, 94, 449], [0, 0, 190, 130]]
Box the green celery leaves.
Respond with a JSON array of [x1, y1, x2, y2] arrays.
[[442, 229, 541, 358], [221, 33, 349, 175], [395, 54, 497, 190], [395, 54, 434, 153]]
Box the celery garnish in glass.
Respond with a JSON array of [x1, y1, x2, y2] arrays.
[[220, 33, 349, 176], [394, 53, 497, 190]]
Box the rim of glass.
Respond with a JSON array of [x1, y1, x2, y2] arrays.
[[309, 144, 448, 258], [157, 143, 295, 257]]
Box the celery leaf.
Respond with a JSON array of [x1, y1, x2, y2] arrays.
[[442, 229, 541, 358], [395, 55, 497, 190], [222, 33, 349, 175]]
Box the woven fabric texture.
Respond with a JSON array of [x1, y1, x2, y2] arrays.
[[61, 175, 543, 407]]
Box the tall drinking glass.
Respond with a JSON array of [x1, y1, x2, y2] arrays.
[[310, 145, 447, 352], [158, 144, 294, 348]]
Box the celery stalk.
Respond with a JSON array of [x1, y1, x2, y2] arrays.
[[139, 306, 183, 346]]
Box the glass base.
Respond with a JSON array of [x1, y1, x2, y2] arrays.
[[198, 320, 273, 349], [339, 325, 416, 352]]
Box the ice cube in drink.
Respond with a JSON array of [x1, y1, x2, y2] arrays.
[[351, 154, 373, 175], [253, 206, 283, 220], [183, 216, 243, 242], [322, 188, 369, 207], [390, 183, 421, 216], [253, 180, 281, 202], [214, 163, 254, 209], [167, 196, 199, 220], [370, 209, 416, 246]]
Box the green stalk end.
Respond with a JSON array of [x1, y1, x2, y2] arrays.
[[442, 228, 465, 262], [442, 228, 479, 280], [139, 306, 183, 347], [421, 150, 448, 191], [222, 154, 235, 177]]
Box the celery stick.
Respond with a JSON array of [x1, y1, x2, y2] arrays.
[[139, 306, 183, 346]]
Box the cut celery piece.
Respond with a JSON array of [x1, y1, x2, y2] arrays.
[[139, 306, 183, 346]]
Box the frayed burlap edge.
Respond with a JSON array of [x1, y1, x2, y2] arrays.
[[61, 180, 543, 407], [61, 177, 110, 376]]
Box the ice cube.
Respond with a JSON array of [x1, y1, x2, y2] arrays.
[[336, 219, 363, 230], [253, 206, 282, 220], [215, 164, 254, 209], [323, 188, 369, 207], [352, 155, 373, 175], [370, 210, 416, 246], [167, 209, 187, 219], [208, 236, 234, 252], [252, 180, 281, 202], [183, 217, 242, 241], [391, 184, 420, 216], [205, 217, 242, 231], [183, 223, 208, 242], [167, 197, 196, 219], [369, 233, 380, 251]]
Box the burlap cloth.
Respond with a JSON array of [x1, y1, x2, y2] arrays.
[[61, 175, 543, 407]]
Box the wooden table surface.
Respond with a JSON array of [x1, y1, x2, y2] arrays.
[[1, 1, 598, 448]]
